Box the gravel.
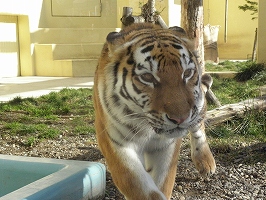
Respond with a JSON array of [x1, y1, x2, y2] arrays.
[[1, 134, 265, 200]]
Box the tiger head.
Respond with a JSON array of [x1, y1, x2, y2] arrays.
[[101, 23, 212, 138]]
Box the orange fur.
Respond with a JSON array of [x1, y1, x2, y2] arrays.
[[93, 23, 216, 199]]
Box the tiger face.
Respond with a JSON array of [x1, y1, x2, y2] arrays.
[[102, 23, 211, 139]]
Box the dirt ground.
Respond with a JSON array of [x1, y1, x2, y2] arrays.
[[0, 134, 265, 200]]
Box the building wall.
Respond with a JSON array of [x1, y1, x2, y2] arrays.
[[0, 0, 263, 77], [204, 0, 258, 60], [129, 0, 257, 60], [0, 0, 126, 76]]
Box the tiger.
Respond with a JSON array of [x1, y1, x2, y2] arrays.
[[93, 23, 216, 200]]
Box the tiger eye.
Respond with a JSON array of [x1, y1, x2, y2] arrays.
[[183, 69, 193, 79], [140, 73, 155, 83]]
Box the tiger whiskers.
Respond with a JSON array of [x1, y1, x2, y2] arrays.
[[123, 119, 150, 143]]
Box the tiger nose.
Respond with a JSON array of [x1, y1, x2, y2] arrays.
[[166, 114, 188, 124]]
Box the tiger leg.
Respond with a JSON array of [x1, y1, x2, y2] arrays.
[[190, 123, 216, 176], [96, 133, 166, 199], [104, 143, 166, 199], [144, 138, 182, 199]]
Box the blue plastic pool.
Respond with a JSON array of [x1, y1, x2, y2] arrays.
[[0, 154, 106, 200]]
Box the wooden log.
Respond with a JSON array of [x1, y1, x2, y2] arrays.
[[205, 96, 266, 127], [156, 15, 168, 29], [121, 7, 145, 28], [206, 89, 222, 107], [121, 7, 133, 28]]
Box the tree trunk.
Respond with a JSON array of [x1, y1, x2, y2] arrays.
[[121, 0, 167, 29], [181, 0, 221, 107], [181, 0, 205, 72], [141, 0, 168, 28], [205, 96, 266, 127], [121, 7, 145, 28]]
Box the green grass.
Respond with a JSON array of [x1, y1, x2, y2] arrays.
[[210, 76, 261, 105], [207, 109, 266, 141], [0, 62, 265, 152], [0, 88, 95, 146], [206, 61, 266, 154], [205, 60, 265, 73], [207, 61, 265, 105], [205, 60, 243, 71], [235, 62, 265, 81]]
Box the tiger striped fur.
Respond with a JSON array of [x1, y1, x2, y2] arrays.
[[93, 23, 216, 200]]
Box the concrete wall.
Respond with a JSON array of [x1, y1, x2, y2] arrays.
[[0, 0, 263, 77], [129, 0, 257, 60], [203, 0, 258, 60], [0, 0, 126, 76]]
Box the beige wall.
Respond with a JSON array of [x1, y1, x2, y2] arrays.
[[129, 0, 256, 60], [258, 0, 266, 63], [0, 0, 126, 76], [204, 0, 258, 60], [0, 0, 263, 77], [37, 0, 119, 29]]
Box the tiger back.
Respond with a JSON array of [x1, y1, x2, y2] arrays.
[[93, 23, 216, 200]]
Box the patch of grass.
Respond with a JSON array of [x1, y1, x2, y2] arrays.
[[0, 88, 95, 146], [208, 61, 265, 106], [207, 110, 266, 141], [210, 77, 261, 107], [3, 122, 60, 138], [207, 61, 266, 155], [0, 70, 265, 153], [235, 62, 265, 81], [205, 60, 244, 71], [205, 60, 266, 75]]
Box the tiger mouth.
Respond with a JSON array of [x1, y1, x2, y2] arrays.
[[153, 126, 187, 135]]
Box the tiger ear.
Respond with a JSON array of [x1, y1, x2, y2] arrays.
[[201, 74, 213, 93], [106, 31, 124, 53], [169, 26, 187, 36], [169, 26, 196, 52]]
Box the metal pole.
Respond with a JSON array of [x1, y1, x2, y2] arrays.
[[224, 0, 228, 43], [252, 28, 258, 61]]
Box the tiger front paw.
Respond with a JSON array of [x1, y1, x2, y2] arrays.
[[126, 190, 167, 200], [148, 191, 167, 200], [191, 143, 216, 176]]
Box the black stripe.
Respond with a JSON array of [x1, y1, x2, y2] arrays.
[[195, 75, 199, 86], [172, 44, 183, 50], [131, 65, 143, 95], [137, 63, 144, 70], [123, 106, 136, 117], [120, 68, 132, 101], [142, 99, 149, 106], [127, 53, 135, 65], [169, 51, 179, 57], [111, 94, 120, 107], [107, 132, 123, 147], [144, 56, 151, 62], [131, 34, 154, 44], [126, 45, 132, 56], [132, 81, 142, 94], [157, 56, 165, 67], [163, 37, 182, 43], [113, 62, 120, 87], [141, 45, 154, 53]]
